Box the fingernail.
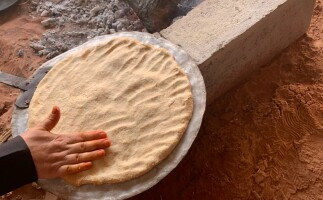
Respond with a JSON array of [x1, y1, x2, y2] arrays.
[[103, 140, 110, 146], [52, 106, 59, 114], [86, 162, 93, 168], [100, 132, 107, 138], [99, 149, 106, 156]]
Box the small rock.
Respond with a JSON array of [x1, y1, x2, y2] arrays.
[[59, 18, 65, 23], [44, 1, 53, 8], [38, 49, 51, 56], [116, 23, 124, 31], [133, 21, 143, 30], [74, 0, 82, 6], [90, 6, 101, 17], [46, 50, 59, 59], [51, 8, 62, 16], [97, 28, 104, 33], [40, 10, 50, 17], [30, 43, 45, 51], [16, 49, 24, 57], [110, 28, 116, 34], [106, 18, 114, 27], [118, 18, 130, 27], [36, 5, 42, 13], [41, 18, 57, 28], [114, 9, 125, 18], [74, 14, 81, 20], [77, 18, 88, 25], [127, 25, 134, 30]]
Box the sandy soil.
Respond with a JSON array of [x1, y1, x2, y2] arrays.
[[0, 0, 322, 199], [133, 1, 323, 199], [0, 2, 45, 134]]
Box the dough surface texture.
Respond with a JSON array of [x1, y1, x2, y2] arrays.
[[28, 37, 193, 186]]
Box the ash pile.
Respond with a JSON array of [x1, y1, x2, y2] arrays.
[[29, 0, 205, 60], [29, 0, 145, 59]]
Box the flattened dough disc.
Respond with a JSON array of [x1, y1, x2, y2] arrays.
[[11, 32, 206, 200], [29, 37, 194, 185]]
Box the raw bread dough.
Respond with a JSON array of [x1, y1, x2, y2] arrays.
[[28, 37, 193, 186]]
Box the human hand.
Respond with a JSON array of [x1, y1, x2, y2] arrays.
[[21, 106, 111, 179]]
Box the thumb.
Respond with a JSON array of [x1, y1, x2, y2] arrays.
[[39, 106, 61, 131]]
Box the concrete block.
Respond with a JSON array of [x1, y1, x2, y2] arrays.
[[161, 0, 315, 104]]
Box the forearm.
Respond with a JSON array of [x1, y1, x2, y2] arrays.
[[0, 136, 38, 195]]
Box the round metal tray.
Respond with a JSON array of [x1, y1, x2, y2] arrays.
[[0, 0, 19, 11], [11, 32, 206, 200]]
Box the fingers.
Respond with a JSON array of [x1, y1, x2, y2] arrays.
[[39, 106, 61, 131], [68, 130, 108, 144], [57, 141, 108, 177], [68, 139, 111, 154], [58, 162, 92, 176], [64, 149, 106, 164]]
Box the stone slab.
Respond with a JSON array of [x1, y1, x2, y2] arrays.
[[161, 0, 315, 104]]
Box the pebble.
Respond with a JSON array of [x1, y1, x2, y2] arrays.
[[133, 21, 144, 30], [110, 28, 116, 34], [41, 18, 57, 28], [106, 17, 114, 26], [114, 9, 125, 18], [16, 49, 24, 57], [30, 43, 46, 51], [46, 50, 60, 59], [116, 23, 124, 31], [142, 28, 148, 32], [111, 21, 118, 29], [38, 49, 51, 56], [90, 6, 101, 17], [128, 24, 134, 30], [118, 18, 130, 26], [40, 10, 50, 17]]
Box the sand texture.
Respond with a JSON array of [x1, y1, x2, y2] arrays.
[[0, 4, 45, 138], [28, 37, 193, 185], [133, 1, 323, 199]]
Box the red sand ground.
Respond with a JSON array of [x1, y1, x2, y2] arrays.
[[0, 2, 45, 134], [0, 0, 322, 199]]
